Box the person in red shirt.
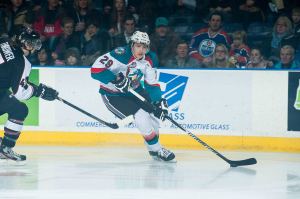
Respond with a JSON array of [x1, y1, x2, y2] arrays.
[[33, 0, 65, 50]]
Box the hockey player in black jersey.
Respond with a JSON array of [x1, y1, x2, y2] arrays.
[[0, 26, 58, 162]]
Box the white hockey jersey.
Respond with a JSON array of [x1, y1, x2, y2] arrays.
[[91, 46, 162, 102]]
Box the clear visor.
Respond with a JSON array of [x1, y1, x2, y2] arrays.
[[25, 39, 42, 51]]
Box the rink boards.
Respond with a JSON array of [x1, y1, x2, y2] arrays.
[[1, 67, 300, 152]]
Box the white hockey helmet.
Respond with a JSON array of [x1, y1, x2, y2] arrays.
[[130, 31, 150, 46]]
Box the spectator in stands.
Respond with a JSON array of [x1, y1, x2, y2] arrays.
[[0, 2, 7, 32], [246, 47, 273, 68], [127, 0, 140, 21], [194, 0, 210, 23], [101, 1, 113, 30], [229, 31, 250, 68], [273, 45, 300, 69], [80, 19, 111, 66], [238, 0, 265, 29], [291, 7, 300, 61], [189, 12, 231, 63], [165, 40, 200, 68], [268, 16, 294, 59], [52, 17, 81, 62], [292, 7, 300, 36], [33, 0, 65, 51], [64, 47, 82, 66], [102, 0, 139, 31], [108, 0, 129, 37], [156, 1, 177, 18], [67, 0, 100, 34], [267, 0, 296, 17], [172, 0, 195, 17], [204, 43, 235, 68], [150, 17, 181, 67], [33, 46, 54, 66], [4, 0, 34, 36], [208, 0, 236, 23], [169, 0, 195, 26], [138, 0, 159, 34], [0, 2, 7, 36], [112, 15, 136, 49]]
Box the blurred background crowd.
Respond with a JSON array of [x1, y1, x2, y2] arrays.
[[1, 0, 300, 69]]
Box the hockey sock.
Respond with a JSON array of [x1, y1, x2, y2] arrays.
[[144, 131, 159, 145], [144, 131, 161, 152], [1, 119, 23, 148]]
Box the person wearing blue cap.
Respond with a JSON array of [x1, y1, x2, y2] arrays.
[[150, 17, 181, 67]]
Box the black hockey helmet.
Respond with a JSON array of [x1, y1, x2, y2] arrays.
[[14, 26, 42, 51]]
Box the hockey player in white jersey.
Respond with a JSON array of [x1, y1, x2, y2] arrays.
[[91, 31, 175, 162], [0, 26, 58, 162]]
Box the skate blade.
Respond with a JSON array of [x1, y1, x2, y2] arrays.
[[0, 158, 26, 166], [152, 157, 177, 163]]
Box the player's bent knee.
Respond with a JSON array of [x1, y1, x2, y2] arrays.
[[134, 109, 155, 134], [9, 102, 29, 120]]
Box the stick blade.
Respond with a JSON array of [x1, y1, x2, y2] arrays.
[[105, 116, 134, 129], [105, 123, 119, 129], [229, 158, 257, 167]]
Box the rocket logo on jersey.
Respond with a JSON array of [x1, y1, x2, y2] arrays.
[[199, 39, 216, 57], [114, 47, 125, 55], [127, 62, 142, 89], [158, 72, 188, 112]]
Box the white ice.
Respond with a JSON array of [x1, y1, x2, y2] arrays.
[[0, 146, 299, 199]]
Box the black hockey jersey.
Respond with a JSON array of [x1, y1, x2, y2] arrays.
[[0, 37, 35, 100]]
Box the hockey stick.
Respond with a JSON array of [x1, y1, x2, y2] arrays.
[[128, 88, 257, 167], [56, 96, 134, 129]]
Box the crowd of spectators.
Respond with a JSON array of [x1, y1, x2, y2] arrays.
[[1, 0, 300, 69]]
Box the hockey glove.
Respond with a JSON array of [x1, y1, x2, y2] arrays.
[[112, 73, 131, 93], [153, 98, 168, 121], [33, 83, 58, 101]]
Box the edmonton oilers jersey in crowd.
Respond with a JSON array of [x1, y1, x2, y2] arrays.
[[91, 45, 162, 103], [189, 28, 231, 61], [0, 37, 34, 100]]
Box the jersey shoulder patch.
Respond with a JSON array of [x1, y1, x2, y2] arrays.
[[114, 47, 126, 55], [110, 46, 132, 64]]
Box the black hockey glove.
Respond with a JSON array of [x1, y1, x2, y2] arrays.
[[33, 83, 58, 101], [112, 72, 131, 93], [153, 98, 168, 121]]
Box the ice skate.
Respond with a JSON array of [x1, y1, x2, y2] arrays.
[[0, 145, 26, 162], [149, 147, 176, 163], [0, 138, 7, 161]]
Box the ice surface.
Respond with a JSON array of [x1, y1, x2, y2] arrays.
[[0, 146, 299, 199]]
